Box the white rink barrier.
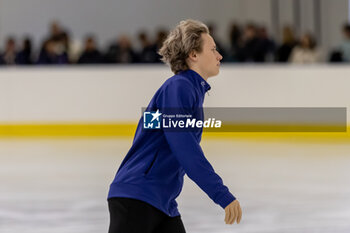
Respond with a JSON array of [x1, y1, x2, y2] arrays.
[[0, 65, 349, 123]]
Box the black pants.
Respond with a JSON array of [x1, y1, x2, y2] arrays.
[[108, 197, 186, 233]]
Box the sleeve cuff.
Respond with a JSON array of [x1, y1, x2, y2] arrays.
[[217, 192, 236, 209]]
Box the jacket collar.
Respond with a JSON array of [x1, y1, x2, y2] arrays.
[[179, 69, 211, 94]]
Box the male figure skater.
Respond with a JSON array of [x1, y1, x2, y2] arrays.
[[107, 19, 242, 233]]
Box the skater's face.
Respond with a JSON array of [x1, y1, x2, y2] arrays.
[[189, 33, 222, 80]]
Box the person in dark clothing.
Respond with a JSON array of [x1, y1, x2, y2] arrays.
[[38, 21, 70, 65], [137, 31, 158, 63], [254, 27, 276, 62], [45, 21, 75, 63], [236, 23, 259, 62], [107, 19, 242, 233], [48, 21, 66, 43], [104, 35, 138, 63], [16, 37, 33, 65], [153, 29, 168, 63], [275, 26, 297, 62], [229, 22, 242, 61], [37, 39, 69, 65], [77, 35, 102, 64]]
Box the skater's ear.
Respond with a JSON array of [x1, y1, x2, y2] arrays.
[[188, 50, 198, 63]]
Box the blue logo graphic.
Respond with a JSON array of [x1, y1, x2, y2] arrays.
[[143, 109, 162, 129]]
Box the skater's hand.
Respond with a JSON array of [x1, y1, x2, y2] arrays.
[[224, 200, 242, 224]]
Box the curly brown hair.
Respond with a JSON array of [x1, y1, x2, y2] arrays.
[[158, 19, 209, 74]]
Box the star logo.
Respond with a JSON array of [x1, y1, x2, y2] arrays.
[[143, 109, 162, 129], [150, 109, 162, 122]]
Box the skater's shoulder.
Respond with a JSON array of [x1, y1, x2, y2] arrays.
[[163, 72, 193, 89]]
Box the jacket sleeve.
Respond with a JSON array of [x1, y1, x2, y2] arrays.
[[157, 80, 236, 209]]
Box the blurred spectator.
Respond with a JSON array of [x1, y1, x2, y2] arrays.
[[49, 21, 64, 40], [154, 29, 168, 63], [329, 50, 343, 62], [208, 23, 227, 61], [289, 33, 321, 64], [275, 26, 297, 62], [45, 21, 81, 63], [16, 37, 33, 65], [104, 35, 138, 63], [44, 21, 70, 63], [0, 37, 17, 65], [62, 31, 82, 63], [236, 23, 259, 62], [137, 31, 158, 63], [255, 26, 276, 62], [37, 39, 69, 64], [78, 35, 102, 64], [228, 22, 242, 61], [339, 23, 350, 61]]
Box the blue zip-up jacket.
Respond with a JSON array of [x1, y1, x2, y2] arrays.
[[108, 69, 235, 217]]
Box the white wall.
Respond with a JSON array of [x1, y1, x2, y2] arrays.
[[320, 0, 348, 52], [0, 65, 349, 122], [279, 0, 294, 30], [0, 0, 222, 49]]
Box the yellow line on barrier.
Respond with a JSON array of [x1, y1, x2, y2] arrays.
[[0, 123, 137, 137], [0, 123, 349, 142]]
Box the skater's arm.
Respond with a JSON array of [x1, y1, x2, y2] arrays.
[[164, 128, 236, 209], [158, 81, 236, 210]]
